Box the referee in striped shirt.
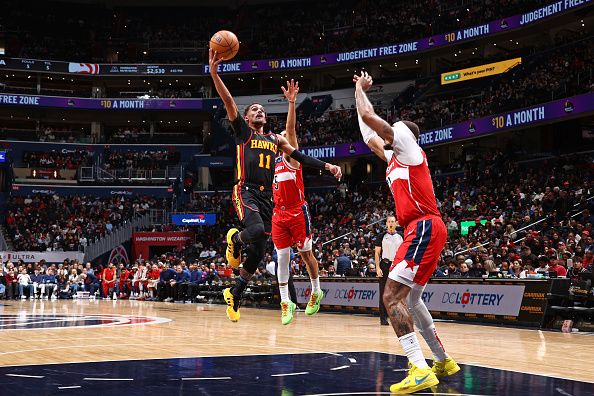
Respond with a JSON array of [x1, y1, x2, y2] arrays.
[[375, 215, 403, 325]]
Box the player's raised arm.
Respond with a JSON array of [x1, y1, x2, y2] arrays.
[[282, 79, 299, 149], [357, 107, 390, 163], [209, 48, 239, 122], [277, 135, 342, 181], [353, 72, 394, 145]]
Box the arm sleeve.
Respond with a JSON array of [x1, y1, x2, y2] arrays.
[[289, 149, 326, 170], [357, 114, 379, 144], [391, 121, 423, 166], [230, 116, 252, 143]]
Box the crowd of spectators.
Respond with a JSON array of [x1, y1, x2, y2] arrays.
[[1, 150, 592, 302], [22, 150, 94, 169], [37, 126, 91, 143], [0, 258, 224, 302], [109, 127, 149, 144], [3, 0, 551, 62], [103, 149, 181, 170], [261, 37, 593, 146], [5, 194, 168, 252], [173, 152, 594, 282], [395, 35, 593, 130]]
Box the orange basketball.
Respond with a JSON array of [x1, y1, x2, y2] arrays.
[[209, 30, 239, 61]]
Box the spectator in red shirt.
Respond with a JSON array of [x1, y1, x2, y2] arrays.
[[117, 263, 130, 298], [584, 251, 594, 270], [146, 264, 161, 301], [548, 259, 568, 278], [102, 262, 117, 299]]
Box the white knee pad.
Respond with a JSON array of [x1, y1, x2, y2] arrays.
[[276, 247, 291, 284]]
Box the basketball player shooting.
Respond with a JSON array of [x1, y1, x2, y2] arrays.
[[272, 79, 325, 325], [353, 72, 459, 393], [209, 49, 342, 322]]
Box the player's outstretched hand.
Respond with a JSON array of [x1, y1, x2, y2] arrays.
[[281, 79, 299, 102], [353, 71, 373, 92], [209, 48, 223, 76], [327, 164, 342, 181]]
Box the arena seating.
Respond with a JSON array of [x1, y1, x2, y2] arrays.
[[103, 148, 181, 170], [4, 195, 168, 252], [22, 150, 93, 169], [3, 0, 551, 62]]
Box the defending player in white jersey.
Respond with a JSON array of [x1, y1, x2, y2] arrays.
[[354, 72, 459, 394], [272, 79, 325, 325]]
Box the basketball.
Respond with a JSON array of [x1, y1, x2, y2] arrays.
[[209, 30, 239, 61]]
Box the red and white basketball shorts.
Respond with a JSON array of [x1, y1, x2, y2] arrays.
[[272, 203, 313, 251], [389, 215, 447, 287]]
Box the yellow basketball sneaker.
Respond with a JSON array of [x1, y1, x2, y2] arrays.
[[223, 288, 240, 322], [280, 301, 296, 325], [226, 228, 241, 268], [389, 362, 439, 394], [432, 356, 460, 379], [305, 290, 324, 315]]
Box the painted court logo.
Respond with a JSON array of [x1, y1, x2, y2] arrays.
[[0, 314, 171, 331]]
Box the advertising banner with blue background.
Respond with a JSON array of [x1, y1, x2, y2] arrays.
[[171, 213, 216, 226]]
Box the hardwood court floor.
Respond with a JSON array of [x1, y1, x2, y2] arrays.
[[0, 299, 592, 385]]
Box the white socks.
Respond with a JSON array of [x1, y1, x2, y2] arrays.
[[311, 277, 321, 293], [279, 284, 290, 302], [399, 332, 430, 369]]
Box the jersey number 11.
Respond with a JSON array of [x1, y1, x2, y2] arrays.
[[259, 153, 272, 169]]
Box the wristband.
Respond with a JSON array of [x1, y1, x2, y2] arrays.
[[289, 149, 326, 170]]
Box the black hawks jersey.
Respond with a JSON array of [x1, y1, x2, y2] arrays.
[[231, 116, 279, 189]]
